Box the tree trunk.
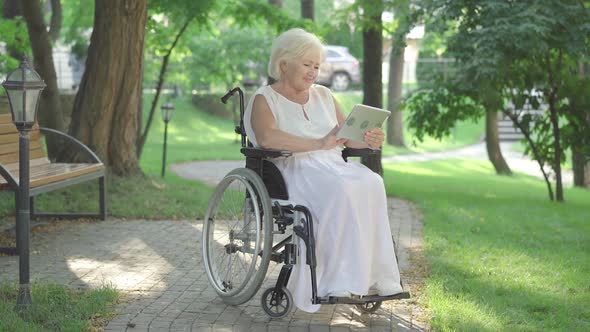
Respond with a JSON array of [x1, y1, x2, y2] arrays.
[[548, 96, 564, 201], [267, 0, 282, 85], [386, 42, 405, 147], [361, 7, 383, 176], [2, 0, 21, 17], [486, 111, 511, 175], [268, 0, 282, 7], [572, 150, 590, 188], [301, 0, 314, 20], [21, 0, 65, 159], [572, 60, 589, 188], [69, 0, 148, 175], [48, 0, 62, 43]]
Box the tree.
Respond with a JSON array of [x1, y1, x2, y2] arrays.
[[564, 62, 590, 188], [1, 0, 27, 68], [301, 0, 313, 20], [69, 1, 148, 175], [136, 0, 215, 159], [48, 0, 62, 42], [406, 0, 590, 201], [385, 0, 414, 147], [268, 0, 282, 8], [21, 0, 65, 159], [359, 0, 384, 176]]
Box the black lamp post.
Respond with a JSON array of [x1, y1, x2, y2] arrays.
[[161, 102, 174, 177], [2, 58, 46, 312]]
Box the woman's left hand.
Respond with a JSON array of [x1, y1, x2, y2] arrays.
[[364, 128, 385, 149]]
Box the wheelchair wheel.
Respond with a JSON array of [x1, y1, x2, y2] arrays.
[[356, 301, 382, 314], [202, 168, 273, 305], [261, 287, 293, 319]]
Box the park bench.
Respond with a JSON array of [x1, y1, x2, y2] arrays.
[[0, 113, 106, 255]]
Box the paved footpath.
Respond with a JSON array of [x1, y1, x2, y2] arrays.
[[0, 174, 428, 331]]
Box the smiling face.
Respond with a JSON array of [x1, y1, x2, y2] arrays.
[[280, 52, 321, 91]]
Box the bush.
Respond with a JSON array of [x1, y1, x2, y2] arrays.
[[191, 93, 235, 120]]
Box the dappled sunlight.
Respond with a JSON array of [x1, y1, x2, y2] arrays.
[[451, 159, 495, 174], [65, 237, 175, 291], [383, 162, 446, 177], [384, 158, 497, 179]]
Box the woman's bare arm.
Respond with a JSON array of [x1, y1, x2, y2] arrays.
[[251, 95, 343, 152]]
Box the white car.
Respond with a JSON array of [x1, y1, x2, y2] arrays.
[[316, 45, 361, 91]]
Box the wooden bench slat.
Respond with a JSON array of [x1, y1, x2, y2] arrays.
[[0, 163, 104, 189], [0, 147, 45, 165], [3, 158, 51, 173], [0, 140, 43, 156], [0, 130, 42, 145]]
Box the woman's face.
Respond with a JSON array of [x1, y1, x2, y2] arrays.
[[281, 52, 321, 91]]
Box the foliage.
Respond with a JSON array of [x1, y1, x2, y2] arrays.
[[60, 0, 94, 59], [384, 159, 590, 331], [404, 88, 484, 144], [405, 0, 590, 201], [0, 13, 29, 74]]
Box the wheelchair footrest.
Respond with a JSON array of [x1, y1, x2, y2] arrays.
[[317, 291, 411, 305]]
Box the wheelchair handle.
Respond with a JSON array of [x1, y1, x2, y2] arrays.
[[221, 87, 247, 147]]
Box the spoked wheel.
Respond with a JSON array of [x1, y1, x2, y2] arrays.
[[356, 301, 382, 314], [331, 72, 351, 91], [202, 168, 273, 305], [261, 287, 293, 319]]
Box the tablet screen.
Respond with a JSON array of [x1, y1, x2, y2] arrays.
[[336, 104, 391, 142]]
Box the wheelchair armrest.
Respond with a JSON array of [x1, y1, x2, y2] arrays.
[[241, 147, 292, 158], [341, 147, 379, 161]]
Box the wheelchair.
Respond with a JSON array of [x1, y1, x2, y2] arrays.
[[202, 87, 410, 319]]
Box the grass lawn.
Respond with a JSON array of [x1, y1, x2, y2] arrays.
[[0, 283, 117, 331], [383, 159, 590, 331], [139, 92, 484, 166]]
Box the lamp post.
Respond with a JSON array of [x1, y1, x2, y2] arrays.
[[2, 58, 46, 311], [161, 102, 174, 177]]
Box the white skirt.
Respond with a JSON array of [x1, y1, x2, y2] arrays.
[[272, 148, 401, 313]]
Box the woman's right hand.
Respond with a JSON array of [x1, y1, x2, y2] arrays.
[[319, 125, 347, 150]]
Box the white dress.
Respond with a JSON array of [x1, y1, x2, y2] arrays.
[[244, 84, 402, 313]]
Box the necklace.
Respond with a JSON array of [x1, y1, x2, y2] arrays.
[[301, 104, 310, 121]]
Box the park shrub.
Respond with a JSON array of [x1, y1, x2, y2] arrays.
[[191, 92, 235, 120]]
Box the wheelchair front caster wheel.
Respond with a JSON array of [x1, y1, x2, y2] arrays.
[[356, 301, 382, 314], [261, 287, 293, 318]]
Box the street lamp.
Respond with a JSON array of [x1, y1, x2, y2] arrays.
[[161, 102, 174, 177], [436, 48, 446, 82], [2, 57, 46, 312]]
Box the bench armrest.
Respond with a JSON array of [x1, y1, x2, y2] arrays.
[[0, 164, 17, 189], [342, 147, 379, 161], [40, 128, 104, 164], [240, 147, 292, 159]]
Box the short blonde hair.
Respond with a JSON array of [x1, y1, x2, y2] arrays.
[[268, 28, 326, 80]]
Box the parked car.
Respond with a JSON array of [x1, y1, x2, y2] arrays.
[[317, 45, 361, 91]]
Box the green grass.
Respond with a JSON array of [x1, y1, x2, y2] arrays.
[[0, 283, 118, 331], [0, 173, 214, 221], [383, 159, 590, 331], [512, 140, 573, 171], [140, 92, 484, 166]]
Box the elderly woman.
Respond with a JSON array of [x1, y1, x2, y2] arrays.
[[244, 28, 403, 313]]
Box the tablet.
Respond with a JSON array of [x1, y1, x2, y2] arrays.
[[336, 104, 391, 142]]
